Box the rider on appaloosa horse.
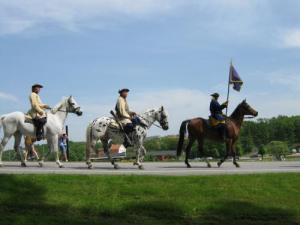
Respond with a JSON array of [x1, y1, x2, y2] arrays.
[[115, 88, 143, 147]]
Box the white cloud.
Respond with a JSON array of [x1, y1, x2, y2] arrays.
[[0, 92, 18, 102], [281, 29, 300, 48], [0, 0, 184, 35]]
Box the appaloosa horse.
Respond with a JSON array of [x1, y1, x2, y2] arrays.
[[177, 100, 258, 168], [86, 106, 169, 170]]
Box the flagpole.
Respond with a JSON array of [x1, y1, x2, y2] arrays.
[[225, 60, 232, 116]]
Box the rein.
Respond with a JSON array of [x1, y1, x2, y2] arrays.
[[137, 114, 164, 129]]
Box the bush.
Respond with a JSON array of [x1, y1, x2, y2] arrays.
[[265, 141, 290, 160]]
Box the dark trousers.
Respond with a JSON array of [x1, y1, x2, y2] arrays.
[[33, 117, 47, 141]]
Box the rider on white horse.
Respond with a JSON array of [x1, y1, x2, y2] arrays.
[[28, 84, 51, 141], [115, 88, 144, 147]]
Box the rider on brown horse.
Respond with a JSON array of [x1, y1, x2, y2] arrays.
[[209, 93, 228, 140]]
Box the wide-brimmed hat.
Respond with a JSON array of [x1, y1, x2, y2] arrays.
[[32, 84, 43, 89], [211, 92, 220, 98], [118, 88, 130, 94]]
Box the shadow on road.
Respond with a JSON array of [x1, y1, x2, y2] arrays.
[[0, 175, 299, 225]]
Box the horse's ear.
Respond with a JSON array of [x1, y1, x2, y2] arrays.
[[161, 106, 164, 111], [243, 99, 246, 103]]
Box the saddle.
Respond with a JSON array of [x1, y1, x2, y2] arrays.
[[208, 116, 225, 127]]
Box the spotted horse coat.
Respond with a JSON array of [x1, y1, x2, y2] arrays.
[[85, 107, 169, 170]]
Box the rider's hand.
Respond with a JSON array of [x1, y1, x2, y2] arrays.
[[222, 101, 228, 106]]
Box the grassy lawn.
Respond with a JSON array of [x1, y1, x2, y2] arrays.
[[0, 174, 299, 225]]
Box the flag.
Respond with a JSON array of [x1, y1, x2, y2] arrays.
[[229, 64, 243, 91]]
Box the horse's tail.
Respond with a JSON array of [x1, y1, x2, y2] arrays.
[[176, 120, 190, 157], [0, 115, 4, 132]]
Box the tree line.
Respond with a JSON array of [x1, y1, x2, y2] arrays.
[[3, 115, 300, 161]]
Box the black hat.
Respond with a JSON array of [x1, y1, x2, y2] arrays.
[[118, 88, 130, 94], [211, 93, 219, 98], [32, 84, 43, 89]]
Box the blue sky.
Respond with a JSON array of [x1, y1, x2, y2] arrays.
[[1, 0, 300, 143]]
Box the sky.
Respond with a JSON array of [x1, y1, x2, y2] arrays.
[[0, 0, 300, 145]]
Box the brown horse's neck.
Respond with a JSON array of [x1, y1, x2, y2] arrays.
[[229, 106, 244, 128]]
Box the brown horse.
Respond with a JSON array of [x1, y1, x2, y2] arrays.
[[177, 100, 258, 168]]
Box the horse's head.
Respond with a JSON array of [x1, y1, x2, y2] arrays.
[[239, 99, 258, 117], [155, 106, 169, 130], [66, 96, 83, 116]]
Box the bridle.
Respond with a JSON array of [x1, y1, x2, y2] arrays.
[[52, 98, 81, 114], [138, 110, 168, 130]]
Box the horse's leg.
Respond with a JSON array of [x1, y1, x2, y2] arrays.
[[47, 135, 63, 168], [185, 137, 195, 168], [232, 140, 240, 168], [133, 145, 144, 170], [217, 140, 231, 167], [197, 138, 211, 168], [86, 138, 97, 169], [140, 146, 147, 162], [103, 139, 118, 169], [0, 134, 12, 167], [14, 132, 26, 167]]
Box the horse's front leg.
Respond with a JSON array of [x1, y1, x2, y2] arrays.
[[218, 139, 231, 167], [134, 145, 144, 170], [232, 141, 240, 168], [47, 135, 64, 168]]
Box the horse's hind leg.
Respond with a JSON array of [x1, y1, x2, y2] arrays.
[[103, 139, 118, 169], [0, 134, 13, 167], [14, 132, 26, 167], [185, 137, 195, 168], [86, 138, 96, 169]]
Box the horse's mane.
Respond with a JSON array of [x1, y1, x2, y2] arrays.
[[51, 97, 69, 114], [230, 101, 243, 119]]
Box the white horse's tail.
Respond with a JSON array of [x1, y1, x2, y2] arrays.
[[0, 115, 4, 131]]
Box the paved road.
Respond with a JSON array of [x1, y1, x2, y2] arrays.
[[0, 161, 299, 176]]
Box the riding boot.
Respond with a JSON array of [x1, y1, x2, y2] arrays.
[[33, 117, 47, 141], [123, 123, 134, 148], [219, 125, 227, 141]]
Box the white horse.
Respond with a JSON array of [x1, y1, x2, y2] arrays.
[[0, 96, 82, 168], [86, 106, 169, 169]]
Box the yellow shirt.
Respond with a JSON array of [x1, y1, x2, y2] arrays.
[[28, 92, 48, 118], [116, 96, 131, 124]]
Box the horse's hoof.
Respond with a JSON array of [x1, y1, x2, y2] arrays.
[[207, 163, 212, 168], [133, 162, 138, 166], [114, 164, 120, 169], [217, 162, 222, 168], [234, 162, 240, 168], [38, 162, 44, 167], [87, 164, 93, 169], [21, 162, 27, 167], [138, 165, 144, 170], [59, 164, 65, 168], [186, 163, 192, 168]]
